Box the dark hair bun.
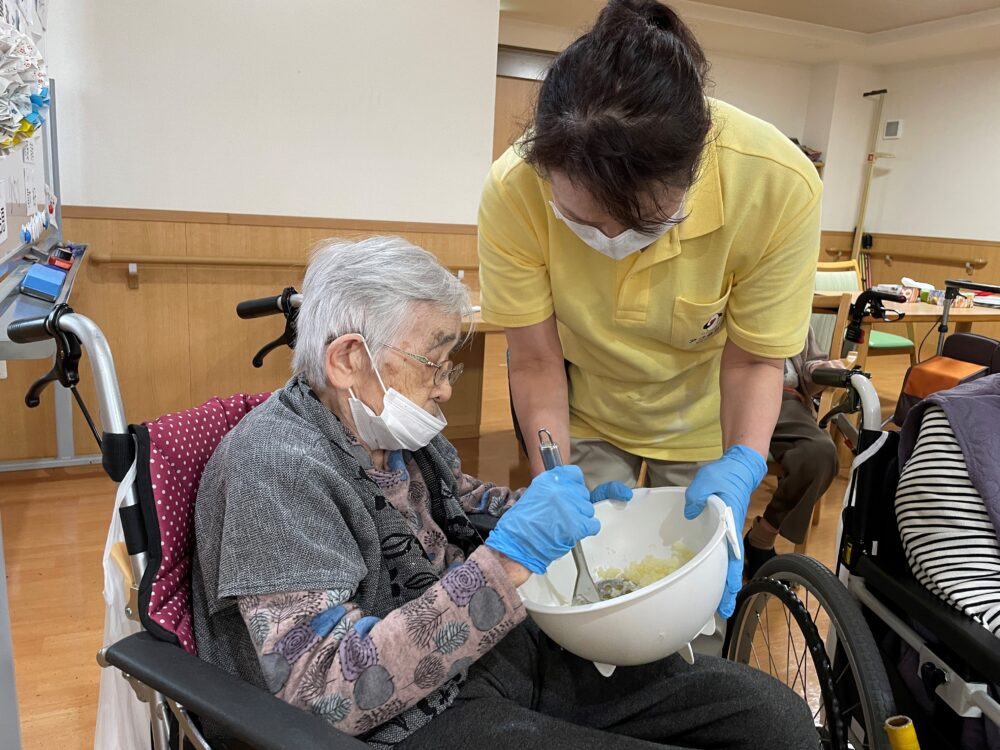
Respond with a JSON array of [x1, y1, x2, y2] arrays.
[[592, 0, 708, 80], [603, 0, 684, 33]]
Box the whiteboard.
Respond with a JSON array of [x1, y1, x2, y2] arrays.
[[0, 0, 56, 270]]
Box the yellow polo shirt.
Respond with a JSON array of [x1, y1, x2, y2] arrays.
[[478, 99, 822, 461]]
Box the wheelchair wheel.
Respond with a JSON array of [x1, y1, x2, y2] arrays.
[[727, 554, 896, 750], [727, 574, 846, 747]]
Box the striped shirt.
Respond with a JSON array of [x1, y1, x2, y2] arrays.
[[895, 406, 1000, 639]]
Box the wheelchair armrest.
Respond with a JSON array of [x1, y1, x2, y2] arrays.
[[103, 632, 367, 750]]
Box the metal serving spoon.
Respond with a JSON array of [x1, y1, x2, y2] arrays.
[[537, 429, 634, 604]]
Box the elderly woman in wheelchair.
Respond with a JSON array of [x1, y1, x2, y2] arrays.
[[190, 236, 816, 748]]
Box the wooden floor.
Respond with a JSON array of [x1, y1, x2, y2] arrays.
[[0, 346, 913, 749]]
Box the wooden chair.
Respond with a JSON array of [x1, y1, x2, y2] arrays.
[[815, 260, 917, 366], [787, 291, 854, 554]]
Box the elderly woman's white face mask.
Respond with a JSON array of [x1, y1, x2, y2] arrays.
[[347, 337, 448, 451]]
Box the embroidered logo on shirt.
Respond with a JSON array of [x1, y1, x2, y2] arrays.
[[688, 310, 726, 345]]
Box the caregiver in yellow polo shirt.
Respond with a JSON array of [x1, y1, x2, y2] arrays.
[[478, 0, 821, 619]]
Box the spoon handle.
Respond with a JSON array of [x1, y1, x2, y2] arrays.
[[537, 428, 601, 604]]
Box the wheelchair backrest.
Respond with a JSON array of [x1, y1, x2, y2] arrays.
[[942, 332, 1000, 374], [892, 332, 999, 426], [132, 393, 271, 654]]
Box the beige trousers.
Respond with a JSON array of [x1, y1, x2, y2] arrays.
[[570, 438, 704, 489]]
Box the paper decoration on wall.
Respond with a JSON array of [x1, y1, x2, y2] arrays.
[[0, 19, 46, 156]]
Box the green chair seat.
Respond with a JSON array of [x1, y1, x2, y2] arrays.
[[869, 330, 914, 350]]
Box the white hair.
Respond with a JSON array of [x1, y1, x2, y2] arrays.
[[292, 236, 472, 389]]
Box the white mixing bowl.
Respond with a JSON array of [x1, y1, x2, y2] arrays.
[[518, 488, 738, 676]]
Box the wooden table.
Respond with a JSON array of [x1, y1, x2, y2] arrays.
[[812, 292, 1000, 364]]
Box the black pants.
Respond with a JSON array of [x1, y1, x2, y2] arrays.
[[399, 621, 817, 749]]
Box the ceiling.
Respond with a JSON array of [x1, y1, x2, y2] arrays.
[[499, 0, 1000, 65], [501, 0, 1000, 34], [691, 0, 1000, 33]]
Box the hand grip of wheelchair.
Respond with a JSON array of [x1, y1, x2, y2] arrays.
[[6, 315, 51, 343], [236, 295, 283, 319], [811, 367, 853, 389], [945, 279, 1000, 295], [870, 290, 906, 303]]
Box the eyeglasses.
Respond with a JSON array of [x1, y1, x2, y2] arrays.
[[378, 342, 464, 386]]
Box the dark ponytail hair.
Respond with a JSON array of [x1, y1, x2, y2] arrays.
[[520, 0, 712, 232]]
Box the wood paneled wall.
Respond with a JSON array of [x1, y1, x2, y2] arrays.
[[4, 213, 998, 462], [493, 76, 541, 160], [821, 230, 1000, 341], [1, 209, 478, 461]]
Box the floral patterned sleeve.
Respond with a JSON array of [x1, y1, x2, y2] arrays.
[[237, 545, 525, 735], [455, 470, 524, 517]]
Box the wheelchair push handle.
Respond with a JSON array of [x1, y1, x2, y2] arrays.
[[944, 279, 1000, 296], [236, 290, 303, 319], [811, 367, 856, 389], [846, 290, 907, 345], [869, 290, 906, 304], [236, 295, 284, 319], [7, 313, 52, 343], [237, 287, 302, 367]]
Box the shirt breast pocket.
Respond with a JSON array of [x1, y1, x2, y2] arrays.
[[669, 278, 733, 351]]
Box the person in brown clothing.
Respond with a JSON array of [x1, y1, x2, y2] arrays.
[[744, 327, 844, 577]]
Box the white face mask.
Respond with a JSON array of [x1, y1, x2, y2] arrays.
[[549, 200, 683, 260], [347, 338, 448, 451]]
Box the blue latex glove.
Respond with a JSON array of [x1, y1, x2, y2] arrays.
[[684, 445, 767, 619], [486, 465, 600, 575], [589, 480, 633, 503]]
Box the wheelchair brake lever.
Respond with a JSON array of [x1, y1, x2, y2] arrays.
[[819, 393, 859, 429], [23, 320, 83, 407], [25, 366, 60, 407], [249, 287, 299, 367], [251, 334, 289, 368]]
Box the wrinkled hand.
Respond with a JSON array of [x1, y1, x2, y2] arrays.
[[486, 465, 600, 575], [684, 445, 767, 618], [589, 480, 633, 504]]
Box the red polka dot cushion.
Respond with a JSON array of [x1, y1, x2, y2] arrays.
[[134, 393, 271, 654]]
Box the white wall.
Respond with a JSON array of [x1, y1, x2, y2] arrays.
[[801, 63, 838, 162], [706, 52, 812, 140], [817, 63, 887, 233], [815, 54, 1000, 241], [865, 53, 1000, 241], [44, 1, 500, 224]]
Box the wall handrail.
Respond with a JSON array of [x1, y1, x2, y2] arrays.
[[825, 248, 987, 275], [89, 250, 478, 272], [88, 250, 478, 289]]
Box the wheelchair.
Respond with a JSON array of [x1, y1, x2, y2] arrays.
[[7, 292, 504, 749], [725, 286, 1000, 750], [8, 303, 365, 748]]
